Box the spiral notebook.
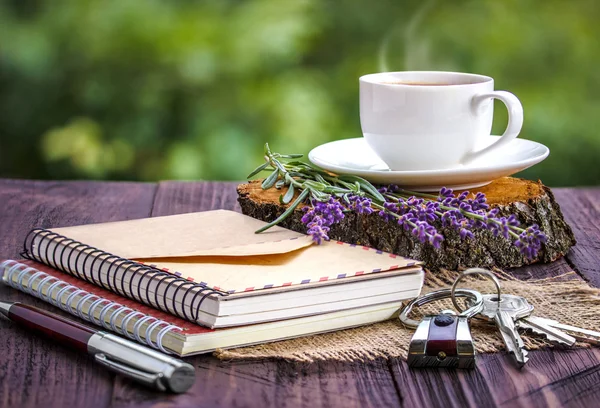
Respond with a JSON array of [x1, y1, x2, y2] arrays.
[[18, 210, 424, 328], [1, 259, 415, 356]]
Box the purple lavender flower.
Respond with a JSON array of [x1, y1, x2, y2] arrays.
[[436, 188, 547, 257], [460, 228, 474, 240], [488, 217, 511, 239], [301, 197, 346, 243], [411, 221, 429, 244], [299, 183, 546, 259], [379, 185, 400, 194], [348, 195, 374, 215], [306, 217, 330, 244], [430, 233, 444, 249], [396, 214, 412, 231], [376, 198, 444, 247], [514, 225, 547, 259], [379, 201, 399, 221], [507, 214, 520, 227], [301, 195, 373, 243], [439, 187, 454, 199], [409, 220, 443, 248], [470, 192, 489, 211], [440, 209, 462, 229]]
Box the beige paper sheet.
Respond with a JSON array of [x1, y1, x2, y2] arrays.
[[51, 210, 420, 293], [53, 210, 313, 258], [136, 243, 417, 293]]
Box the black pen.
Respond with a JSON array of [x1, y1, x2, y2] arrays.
[[0, 300, 195, 393]]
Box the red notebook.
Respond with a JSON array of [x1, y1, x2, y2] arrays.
[[1, 259, 417, 356]]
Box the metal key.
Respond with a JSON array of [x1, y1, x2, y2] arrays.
[[518, 316, 599, 346], [469, 297, 581, 347], [478, 294, 533, 367]]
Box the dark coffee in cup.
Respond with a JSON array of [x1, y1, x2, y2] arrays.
[[382, 81, 449, 86]]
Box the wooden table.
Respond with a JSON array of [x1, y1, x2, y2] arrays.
[[0, 179, 598, 408]]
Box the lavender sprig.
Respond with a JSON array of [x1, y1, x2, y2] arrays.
[[248, 144, 547, 259], [300, 197, 346, 244]]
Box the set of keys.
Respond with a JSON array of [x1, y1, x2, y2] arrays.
[[400, 268, 600, 368]]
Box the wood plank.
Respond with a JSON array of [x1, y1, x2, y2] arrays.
[[389, 188, 600, 408], [553, 188, 600, 287], [508, 257, 574, 281], [391, 348, 600, 408], [0, 179, 157, 259], [150, 181, 241, 217], [111, 357, 401, 408], [0, 179, 157, 408], [3, 181, 594, 408], [109, 181, 401, 408]]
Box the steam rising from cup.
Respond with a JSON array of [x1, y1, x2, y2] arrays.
[[378, 0, 437, 72]]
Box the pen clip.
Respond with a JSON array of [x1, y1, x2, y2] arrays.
[[95, 353, 166, 391]]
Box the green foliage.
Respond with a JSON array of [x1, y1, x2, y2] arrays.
[[1, 0, 599, 185]]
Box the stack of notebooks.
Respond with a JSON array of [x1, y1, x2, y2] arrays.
[[0, 210, 423, 356]]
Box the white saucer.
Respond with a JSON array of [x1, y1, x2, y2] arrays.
[[308, 136, 549, 191]]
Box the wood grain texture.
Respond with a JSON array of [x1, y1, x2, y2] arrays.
[[0, 179, 156, 408], [0, 179, 156, 259], [111, 357, 401, 408], [553, 188, 600, 287], [0, 179, 598, 408], [151, 181, 241, 217], [392, 348, 600, 408]]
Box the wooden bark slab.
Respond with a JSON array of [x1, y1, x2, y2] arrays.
[[237, 177, 576, 270]]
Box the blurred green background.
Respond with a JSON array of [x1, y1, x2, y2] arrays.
[[1, 0, 599, 186]]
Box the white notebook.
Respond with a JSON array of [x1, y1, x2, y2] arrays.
[[21, 210, 423, 328]]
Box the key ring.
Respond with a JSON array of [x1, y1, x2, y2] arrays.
[[451, 268, 502, 313], [399, 288, 484, 328]]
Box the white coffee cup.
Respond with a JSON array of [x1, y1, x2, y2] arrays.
[[359, 71, 523, 171]]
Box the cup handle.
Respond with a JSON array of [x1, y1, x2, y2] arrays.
[[462, 90, 523, 164]]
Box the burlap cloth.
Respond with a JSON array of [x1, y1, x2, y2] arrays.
[[214, 269, 600, 362]]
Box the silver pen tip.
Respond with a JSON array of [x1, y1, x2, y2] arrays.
[[166, 364, 196, 393]]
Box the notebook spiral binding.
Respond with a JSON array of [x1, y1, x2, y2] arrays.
[[0, 259, 182, 354], [20, 228, 224, 323]]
